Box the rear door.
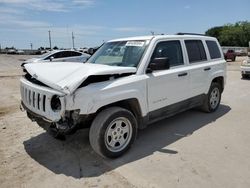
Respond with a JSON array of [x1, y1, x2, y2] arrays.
[[147, 40, 190, 115], [184, 40, 209, 96]]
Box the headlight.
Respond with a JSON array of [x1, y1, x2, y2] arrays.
[[51, 95, 61, 111]]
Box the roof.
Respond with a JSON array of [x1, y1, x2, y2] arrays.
[[108, 34, 216, 42]]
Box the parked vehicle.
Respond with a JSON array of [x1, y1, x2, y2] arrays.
[[224, 49, 236, 61], [241, 55, 250, 78], [20, 34, 226, 158], [236, 49, 247, 56], [22, 50, 90, 67], [7, 49, 17, 54], [16, 50, 25, 55]]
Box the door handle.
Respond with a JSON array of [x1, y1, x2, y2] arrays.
[[178, 72, 188, 77], [204, 67, 211, 71]]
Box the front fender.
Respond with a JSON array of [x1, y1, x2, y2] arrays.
[[66, 75, 148, 117], [87, 89, 147, 116]]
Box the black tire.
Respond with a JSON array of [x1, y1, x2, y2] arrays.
[[232, 56, 236, 61], [202, 82, 222, 113], [89, 107, 137, 158]]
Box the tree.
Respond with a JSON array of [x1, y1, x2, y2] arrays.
[[205, 21, 250, 47], [205, 26, 224, 39], [53, 46, 59, 50]]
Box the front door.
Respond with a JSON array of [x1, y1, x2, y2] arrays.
[[147, 40, 190, 118]]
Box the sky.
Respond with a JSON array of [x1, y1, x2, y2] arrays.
[[0, 0, 249, 49]]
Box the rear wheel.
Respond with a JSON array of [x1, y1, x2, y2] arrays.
[[89, 107, 137, 158], [202, 82, 222, 113]]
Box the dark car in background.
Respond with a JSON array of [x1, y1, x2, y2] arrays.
[[224, 49, 236, 61]]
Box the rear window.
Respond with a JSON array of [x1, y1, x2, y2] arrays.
[[206, 40, 221, 59], [185, 40, 207, 63]]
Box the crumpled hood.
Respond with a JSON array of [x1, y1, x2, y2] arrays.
[[24, 62, 136, 94]]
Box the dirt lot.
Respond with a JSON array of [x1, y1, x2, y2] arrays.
[[0, 54, 250, 188]]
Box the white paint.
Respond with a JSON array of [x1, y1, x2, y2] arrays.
[[20, 34, 227, 122]]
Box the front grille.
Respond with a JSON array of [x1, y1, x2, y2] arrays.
[[21, 86, 47, 112], [20, 78, 64, 122]]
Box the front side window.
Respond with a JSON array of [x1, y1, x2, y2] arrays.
[[185, 40, 207, 63], [206, 40, 221, 59], [71, 51, 82, 57], [52, 52, 63, 59], [87, 40, 148, 67], [151, 40, 184, 67]]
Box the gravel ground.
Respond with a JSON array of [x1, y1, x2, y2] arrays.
[[0, 54, 250, 188]]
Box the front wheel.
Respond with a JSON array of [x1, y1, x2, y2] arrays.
[[89, 107, 137, 158], [202, 82, 222, 113]]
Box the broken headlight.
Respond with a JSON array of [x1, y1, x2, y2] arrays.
[[51, 95, 61, 111]]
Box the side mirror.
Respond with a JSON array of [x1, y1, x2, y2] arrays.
[[147, 57, 170, 72], [49, 56, 54, 61]]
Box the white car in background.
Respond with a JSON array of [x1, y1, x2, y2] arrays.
[[241, 54, 250, 79], [22, 50, 90, 67]]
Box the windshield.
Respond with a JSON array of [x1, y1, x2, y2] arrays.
[[87, 40, 148, 67]]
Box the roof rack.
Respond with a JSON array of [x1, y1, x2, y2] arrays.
[[176, 32, 206, 36]]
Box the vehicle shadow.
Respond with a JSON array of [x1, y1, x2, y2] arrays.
[[23, 104, 231, 178]]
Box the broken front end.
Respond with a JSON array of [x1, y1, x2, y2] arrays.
[[20, 77, 90, 136]]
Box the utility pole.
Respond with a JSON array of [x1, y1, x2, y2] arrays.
[[72, 32, 75, 49], [30, 43, 33, 50], [48, 30, 52, 50]]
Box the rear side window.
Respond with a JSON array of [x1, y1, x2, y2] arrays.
[[151, 40, 184, 67], [185, 40, 207, 63], [206, 40, 221, 59]]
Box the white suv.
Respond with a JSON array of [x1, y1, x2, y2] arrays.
[[20, 34, 226, 158]]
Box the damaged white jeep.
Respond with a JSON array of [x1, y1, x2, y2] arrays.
[[20, 34, 226, 158]]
